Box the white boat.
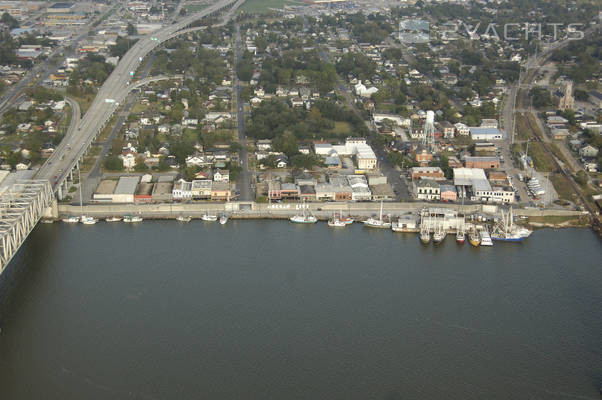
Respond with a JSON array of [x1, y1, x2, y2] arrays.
[[62, 215, 79, 223], [456, 231, 465, 244], [327, 212, 347, 227], [80, 215, 97, 225], [201, 213, 218, 222], [123, 215, 143, 223], [491, 208, 532, 242], [290, 214, 317, 224], [433, 229, 446, 244], [363, 201, 391, 229], [290, 201, 317, 224], [219, 214, 229, 225], [106, 217, 122, 222], [480, 229, 493, 246], [176, 215, 192, 223]]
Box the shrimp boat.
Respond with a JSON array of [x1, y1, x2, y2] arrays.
[[468, 229, 481, 247], [290, 202, 317, 224], [219, 214, 229, 225], [363, 201, 391, 229], [123, 214, 143, 223], [456, 230, 465, 244], [62, 215, 79, 223], [432, 226, 446, 244], [106, 217, 122, 222], [491, 207, 532, 242], [201, 212, 218, 222], [419, 209, 431, 244], [328, 212, 347, 228], [176, 215, 192, 222]]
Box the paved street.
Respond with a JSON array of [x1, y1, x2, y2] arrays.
[[234, 25, 253, 201]]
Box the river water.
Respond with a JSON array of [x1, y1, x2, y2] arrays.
[[0, 222, 600, 399]]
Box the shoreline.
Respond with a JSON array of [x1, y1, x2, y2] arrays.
[[49, 202, 594, 230]]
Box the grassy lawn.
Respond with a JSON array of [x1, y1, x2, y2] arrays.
[[550, 173, 576, 201], [527, 214, 589, 226], [183, 3, 208, 12], [328, 121, 352, 135], [69, 94, 95, 114], [239, 0, 300, 13]]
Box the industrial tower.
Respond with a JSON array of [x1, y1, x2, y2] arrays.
[[422, 110, 436, 151]]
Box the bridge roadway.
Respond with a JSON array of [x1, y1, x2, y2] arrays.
[[35, 0, 243, 198]]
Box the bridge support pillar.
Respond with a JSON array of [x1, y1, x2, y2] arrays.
[[42, 199, 59, 219]]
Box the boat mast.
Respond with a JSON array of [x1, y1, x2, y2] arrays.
[[78, 168, 84, 217]]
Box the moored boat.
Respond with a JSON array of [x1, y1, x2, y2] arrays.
[[106, 217, 122, 222], [419, 231, 431, 244], [62, 215, 79, 223], [290, 214, 317, 224], [201, 213, 218, 222], [491, 208, 532, 242], [123, 215, 143, 223], [433, 230, 446, 244], [176, 215, 192, 223], [290, 200, 317, 224], [219, 214, 229, 225], [469, 230, 481, 247], [363, 201, 390, 229], [328, 212, 347, 227], [480, 229, 493, 246], [80, 215, 97, 225], [456, 231, 465, 244]]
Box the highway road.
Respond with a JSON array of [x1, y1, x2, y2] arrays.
[[35, 0, 243, 196]]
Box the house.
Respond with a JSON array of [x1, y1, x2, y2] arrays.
[[579, 144, 599, 158], [551, 128, 570, 140], [119, 153, 136, 169], [185, 154, 206, 167], [275, 154, 288, 168], [256, 139, 272, 151], [414, 179, 440, 201], [438, 121, 455, 138], [213, 169, 229, 182], [454, 123, 470, 136]]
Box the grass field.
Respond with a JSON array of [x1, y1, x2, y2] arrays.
[[239, 0, 301, 13], [183, 4, 208, 12]]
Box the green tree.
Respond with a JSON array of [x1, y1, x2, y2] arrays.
[[103, 155, 124, 171]]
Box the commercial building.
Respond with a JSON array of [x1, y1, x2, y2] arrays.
[[469, 127, 505, 141], [347, 175, 371, 201], [414, 179, 440, 201], [464, 156, 500, 169], [410, 167, 445, 181]]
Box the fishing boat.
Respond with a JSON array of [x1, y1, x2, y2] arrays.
[[123, 215, 143, 223], [340, 216, 354, 225], [219, 214, 229, 225], [62, 215, 79, 223], [327, 212, 347, 228], [491, 208, 532, 242], [40, 219, 54, 224], [433, 227, 446, 244], [176, 215, 192, 223], [290, 200, 317, 224], [480, 229, 493, 246], [75, 169, 97, 224], [419, 209, 430, 243], [468, 229, 481, 247], [456, 230, 465, 244], [201, 213, 218, 222], [363, 201, 391, 229], [106, 217, 122, 222]]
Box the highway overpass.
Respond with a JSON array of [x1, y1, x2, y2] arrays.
[[35, 0, 244, 199]]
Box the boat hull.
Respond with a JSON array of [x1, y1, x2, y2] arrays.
[[491, 235, 525, 242]]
